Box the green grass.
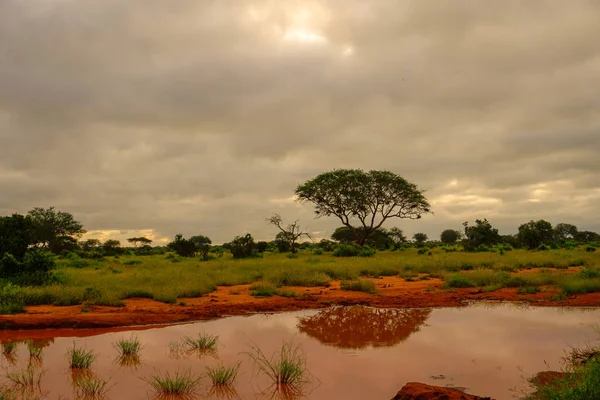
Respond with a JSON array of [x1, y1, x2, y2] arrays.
[[68, 345, 96, 369], [249, 282, 278, 297], [113, 335, 142, 357], [145, 370, 201, 397], [183, 333, 218, 351], [206, 362, 241, 386], [4, 249, 597, 307], [244, 342, 309, 386], [340, 279, 377, 294], [527, 355, 600, 399]]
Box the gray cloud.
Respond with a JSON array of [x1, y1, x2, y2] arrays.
[[1, 0, 599, 243]]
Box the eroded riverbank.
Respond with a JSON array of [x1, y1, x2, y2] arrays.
[[2, 277, 600, 331]]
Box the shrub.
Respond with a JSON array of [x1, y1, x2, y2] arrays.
[[313, 248, 323, 255], [586, 246, 597, 252], [228, 234, 258, 259], [359, 245, 376, 257], [123, 259, 142, 265], [446, 274, 472, 288], [332, 244, 361, 257], [250, 282, 278, 297], [537, 244, 551, 251], [340, 279, 377, 294], [0, 283, 25, 314]]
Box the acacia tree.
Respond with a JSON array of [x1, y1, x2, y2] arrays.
[[127, 237, 152, 247], [190, 235, 212, 260], [267, 214, 311, 254], [295, 169, 431, 246], [27, 207, 86, 253]]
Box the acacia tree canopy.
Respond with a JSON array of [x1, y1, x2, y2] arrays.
[[27, 207, 86, 253], [295, 169, 431, 246]]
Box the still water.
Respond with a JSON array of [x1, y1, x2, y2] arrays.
[[1, 303, 599, 400]]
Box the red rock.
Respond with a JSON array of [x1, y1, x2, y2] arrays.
[[391, 382, 492, 400]]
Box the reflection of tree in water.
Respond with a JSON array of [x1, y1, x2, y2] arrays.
[[297, 306, 432, 349]]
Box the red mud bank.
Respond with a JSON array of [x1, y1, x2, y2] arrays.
[[392, 382, 492, 400], [2, 276, 600, 333]]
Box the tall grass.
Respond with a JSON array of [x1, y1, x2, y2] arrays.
[[244, 343, 309, 387], [205, 362, 240, 386], [183, 333, 218, 352], [527, 357, 600, 399], [340, 279, 377, 294], [68, 345, 96, 369], [9, 249, 598, 307], [145, 370, 201, 397], [113, 336, 142, 357]]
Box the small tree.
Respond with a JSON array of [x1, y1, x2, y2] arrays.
[[167, 234, 196, 257], [228, 234, 256, 259], [267, 214, 311, 254], [81, 239, 102, 252], [103, 239, 121, 255], [190, 235, 212, 260], [295, 169, 431, 246], [440, 229, 461, 244], [412, 233, 428, 248], [554, 223, 578, 242], [462, 219, 500, 251], [517, 220, 554, 250]]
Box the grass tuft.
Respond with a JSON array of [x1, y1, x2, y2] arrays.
[[340, 279, 377, 294], [68, 344, 96, 369], [244, 342, 309, 387], [113, 335, 142, 357], [206, 362, 241, 386], [145, 370, 201, 397], [183, 333, 218, 352]]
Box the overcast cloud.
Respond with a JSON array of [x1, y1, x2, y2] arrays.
[[1, 0, 599, 244]]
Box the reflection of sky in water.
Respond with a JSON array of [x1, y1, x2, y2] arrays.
[[0, 304, 598, 400]]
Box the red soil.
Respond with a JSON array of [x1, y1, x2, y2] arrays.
[[392, 382, 492, 399], [2, 276, 600, 335]]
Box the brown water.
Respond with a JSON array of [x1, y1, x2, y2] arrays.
[[1, 303, 599, 400]]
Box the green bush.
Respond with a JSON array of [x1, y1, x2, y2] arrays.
[[0, 282, 25, 314], [313, 248, 324, 255], [586, 246, 597, 252], [332, 244, 361, 257], [359, 245, 376, 257], [537, 244, 551, 251]]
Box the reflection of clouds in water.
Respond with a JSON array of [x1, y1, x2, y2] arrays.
[[297, 306, 432, 349], [1, 306, 600, 399]]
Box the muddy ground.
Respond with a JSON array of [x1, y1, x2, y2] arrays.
[[2, 276, 600, 336]]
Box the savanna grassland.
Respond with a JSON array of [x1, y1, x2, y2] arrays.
[[15, 246, 600, 309]]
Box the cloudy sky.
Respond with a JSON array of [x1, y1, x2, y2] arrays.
[[1, 0, 599, 245]]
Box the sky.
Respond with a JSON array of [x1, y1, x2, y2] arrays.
[[1, 0, 599, 245]]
